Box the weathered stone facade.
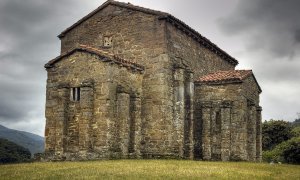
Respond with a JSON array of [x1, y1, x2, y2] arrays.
[[44, 0, 262, 161]]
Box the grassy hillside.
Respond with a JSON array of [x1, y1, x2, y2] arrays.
[[0, 138, 31, 163], [0, 160, 300, 179], [0, 125, 44, 155]]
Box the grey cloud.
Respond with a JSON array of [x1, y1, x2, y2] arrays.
[[0, 75, 43, 120], [218, 0, 300, 60], [217, 0, 300, 121], [295, 29, 300, 43], [0, 0, 103, 135]]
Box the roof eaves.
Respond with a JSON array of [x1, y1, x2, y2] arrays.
[[58, 1, 111, 38], [159, 15, 239, 66], [250, 73, 262, 94], [195, 79, 243, 85], [44, 48, 78, 68], [45, 46, 145, 72], [195, 70, 262, 93]]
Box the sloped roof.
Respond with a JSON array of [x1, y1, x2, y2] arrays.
[[45, 44, 144, 72], [58, 0, 167, 38], [57, 0, 238, 66], [196, 70, 262, 93]]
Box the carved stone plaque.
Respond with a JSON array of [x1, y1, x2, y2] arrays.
[[103, 36, 112, 47]]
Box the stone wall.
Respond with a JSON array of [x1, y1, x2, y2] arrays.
[[164, 20, 238, 159], [58, 4, 179, 158], [165, 23, 236, 79], [45, 51, 143, 160], [60, 4, 167, 64], [194, 77, 262, 161]]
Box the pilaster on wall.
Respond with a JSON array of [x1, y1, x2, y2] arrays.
[[201, 102, 212, 160], [230, 100, 248, 161], [45, 87, 56, 153], [210, 102, 221, 160], [116, 91, 141, 158], [247, 100, 257, 161], [184, 71, 194, 159], [131, 97, 142, 158], [117, 93, 130, 157], [193, 99, 202, 159], [79, 80, 94, 153], [174, 68, 185, 157], [220, 101, 232, 161], [55, 85, 70, 156], [256, 106, 262, 162], [93, 81, 113, 151]]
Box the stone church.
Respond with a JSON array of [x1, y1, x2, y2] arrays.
[[44, 0, 262, 161]]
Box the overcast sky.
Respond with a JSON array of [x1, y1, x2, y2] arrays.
[[0, 0, 299, 136]]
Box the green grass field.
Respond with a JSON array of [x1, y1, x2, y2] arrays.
[[0, 160, 299, 179]]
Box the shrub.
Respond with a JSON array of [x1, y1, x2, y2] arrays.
[[263, 137, 300, 164], [282, 137, 300, 164], [291, 126, 300, 137]]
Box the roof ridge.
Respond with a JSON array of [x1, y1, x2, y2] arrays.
[[110, 1, 168, 16], [58, 0, 167, 38]]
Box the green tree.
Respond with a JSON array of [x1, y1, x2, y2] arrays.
[[262, 120, 292, 150]]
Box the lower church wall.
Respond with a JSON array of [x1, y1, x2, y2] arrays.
[[44, 52, 143, 160], [44, 52, 261, 161], [194, 83, 262, 162]]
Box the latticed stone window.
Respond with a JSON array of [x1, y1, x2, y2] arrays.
[[71, 87, 80, 101]]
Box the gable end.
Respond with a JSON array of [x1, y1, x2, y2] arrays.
[[58, 0, 238, 66], [45, 45, 145, 72]]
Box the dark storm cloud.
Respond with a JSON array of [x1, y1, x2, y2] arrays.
[[0, 0, 102, 134], [218, 0, 300, 60]]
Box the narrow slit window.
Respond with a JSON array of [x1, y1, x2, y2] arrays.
[[71, 87, 80, 101], [216, 111, 221, 131], [77, 87, 80, 101]]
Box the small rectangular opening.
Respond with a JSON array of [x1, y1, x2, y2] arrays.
[[71, 87, 80, 101]]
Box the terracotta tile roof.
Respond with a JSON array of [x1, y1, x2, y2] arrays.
[[57, 0, 238, 66], [45, 44, 144, 72], [196, 70, 262, 93], [197, 70, 252, 83]]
